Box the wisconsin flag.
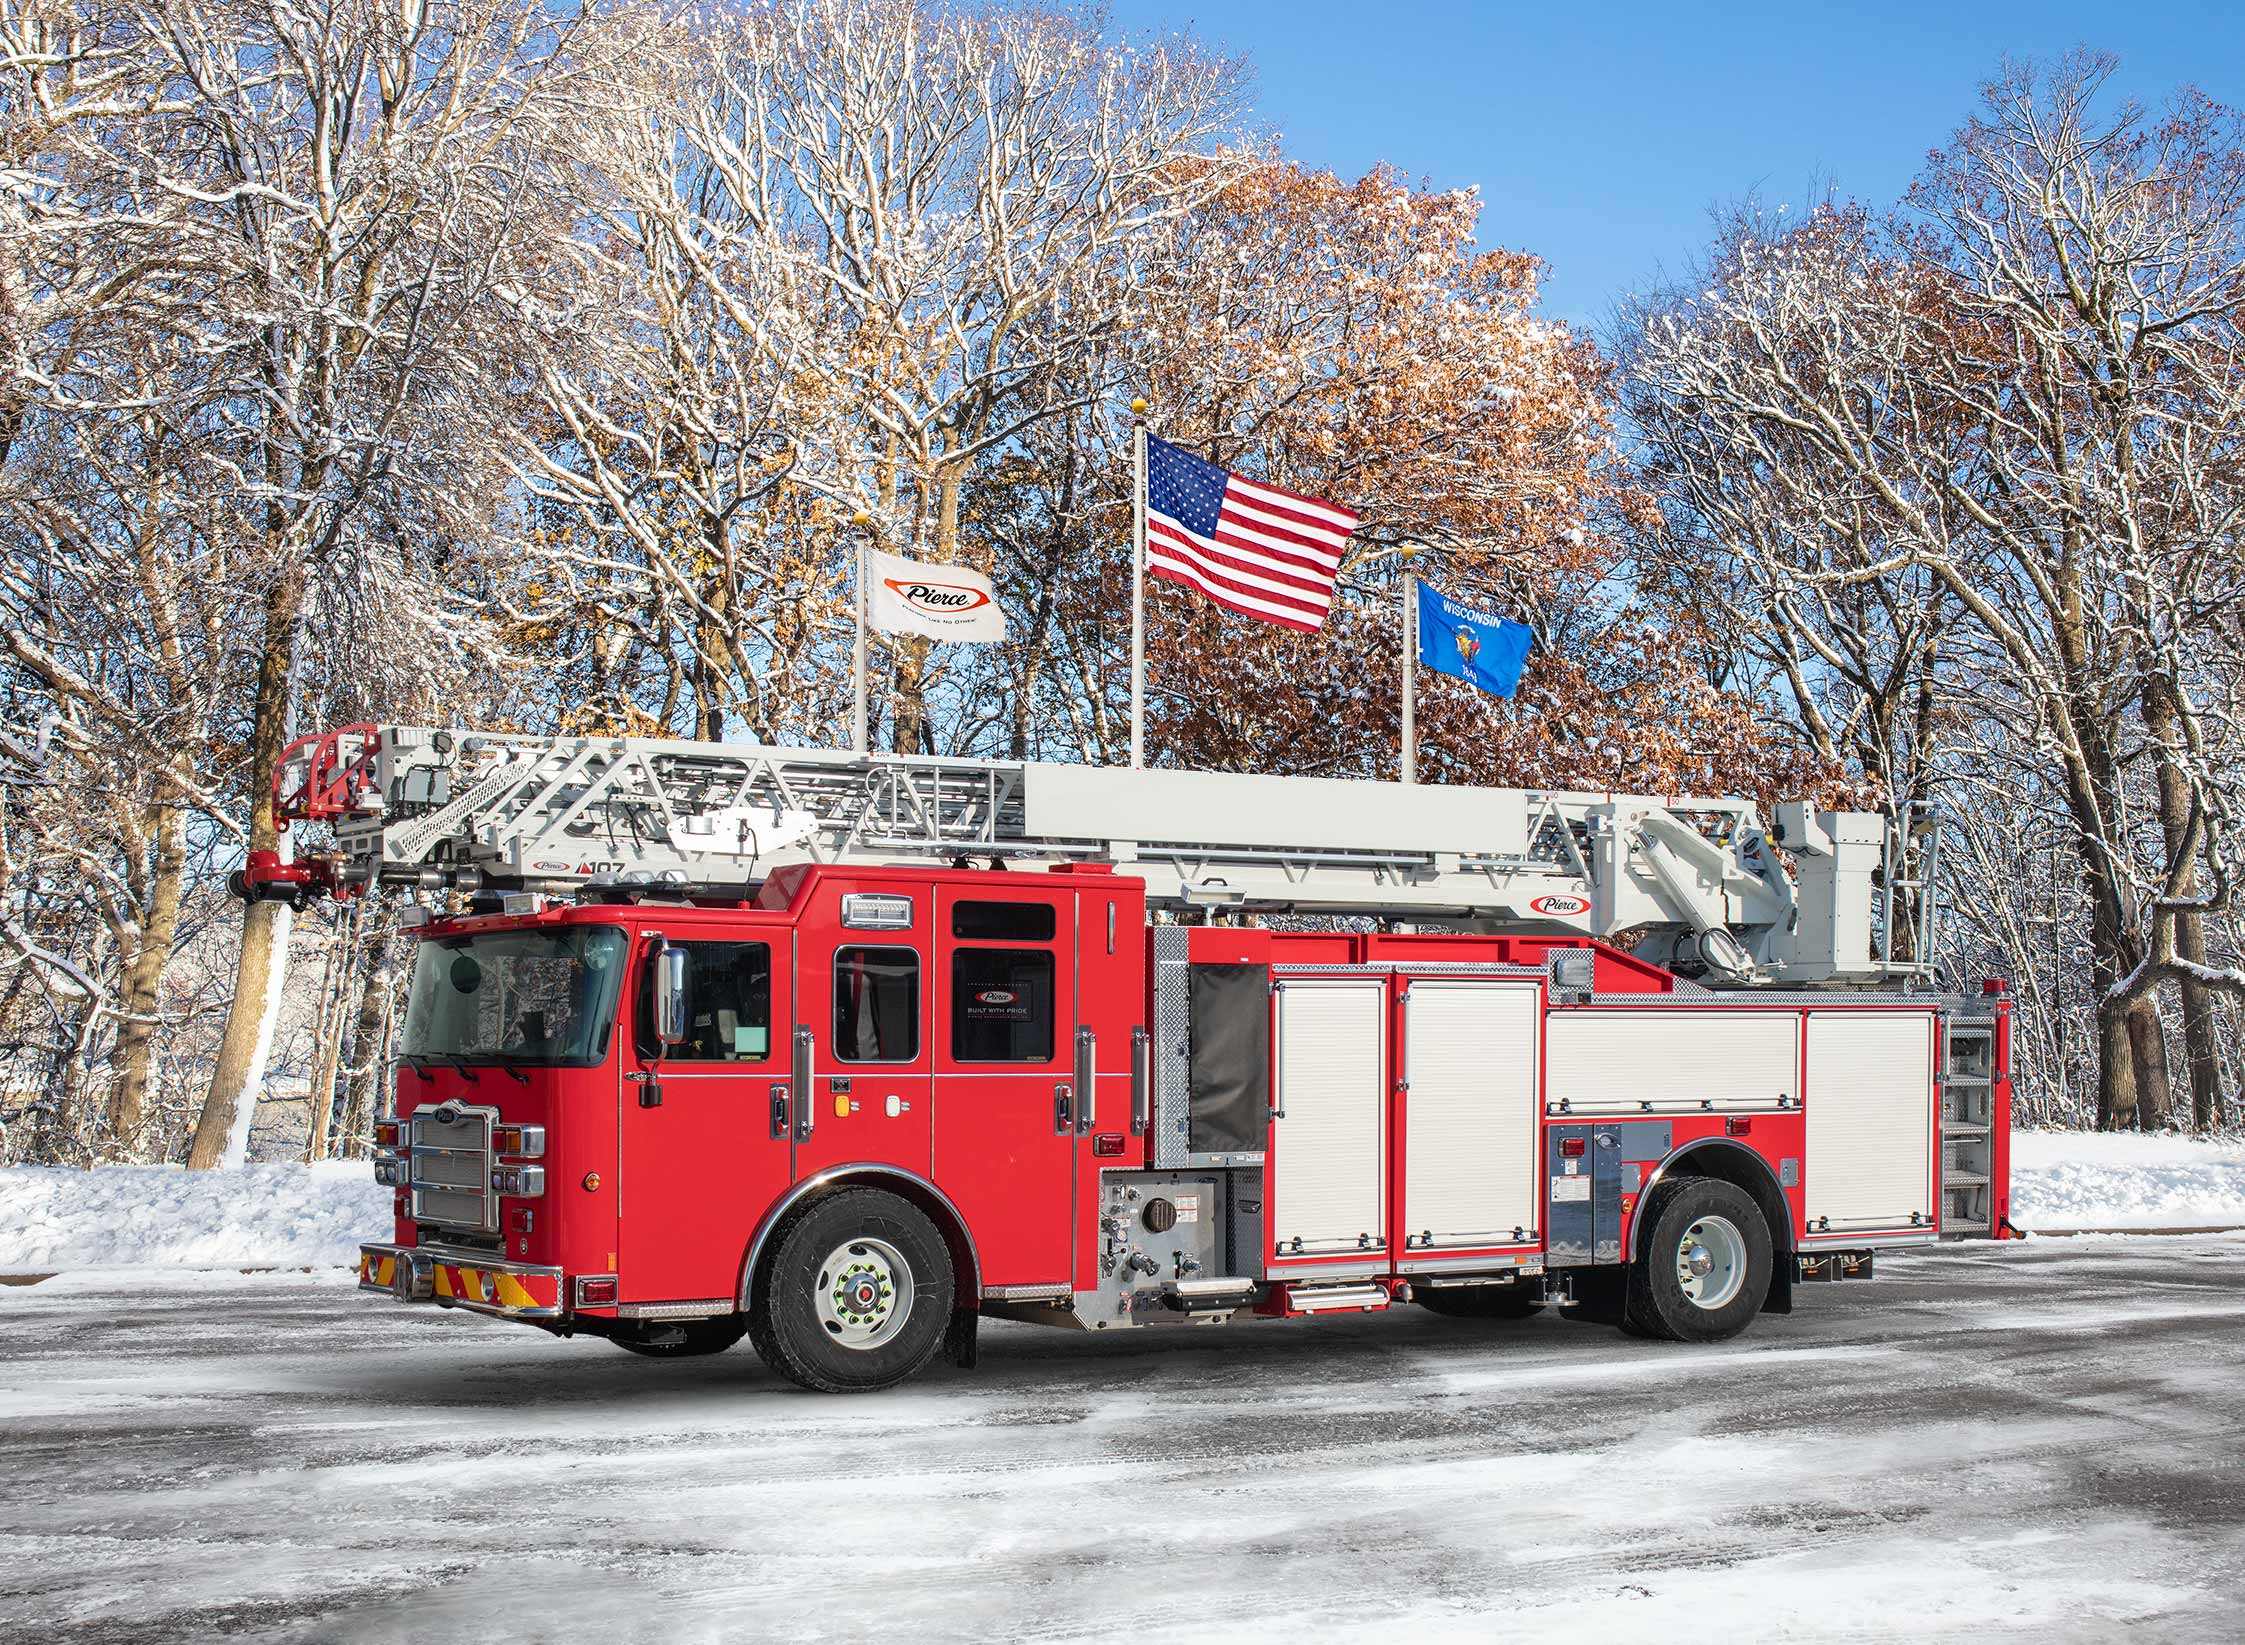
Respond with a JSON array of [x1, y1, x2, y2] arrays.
[[1416, 582, 1533, 697]]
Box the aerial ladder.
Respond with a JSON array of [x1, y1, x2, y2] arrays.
[[251, 723, 1941, 990]]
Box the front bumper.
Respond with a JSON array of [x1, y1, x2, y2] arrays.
[[358, 1243, 563, 1320]]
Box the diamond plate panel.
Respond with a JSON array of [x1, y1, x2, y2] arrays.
[[1153, 926, 1191, 1168]]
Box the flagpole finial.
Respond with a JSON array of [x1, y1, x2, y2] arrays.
[[1130, 398, 1148, 417], [850, 510, 870, 527]]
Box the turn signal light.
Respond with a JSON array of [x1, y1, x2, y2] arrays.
[[373, 1118, 403, 1149], [492, 1124, 546, 1159], [575, 1275, 618, 1309]]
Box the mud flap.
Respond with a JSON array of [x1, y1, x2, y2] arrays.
[[944, 1306, 980, 1370], [1762, 1257, 1794, 1315]]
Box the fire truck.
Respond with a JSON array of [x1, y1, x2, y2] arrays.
[[248, 725, 2012, 1393]]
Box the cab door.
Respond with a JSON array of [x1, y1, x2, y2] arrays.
[[619, 925, 794, 1305], [794, 888, 934, 1186], [931, 886, 1076, 1286]]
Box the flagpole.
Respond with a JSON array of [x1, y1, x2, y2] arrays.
[[1128, 399, 1148, 770], [1401, 566, 1417, 786], [850, 510, 869, 755]]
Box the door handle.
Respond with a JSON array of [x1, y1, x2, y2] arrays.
[[792, 1026, 815, 1143], [1054, 1082, 1072, 1135], [769, 1082, 790, 1141], [1074, 1027, 1096, 1135]]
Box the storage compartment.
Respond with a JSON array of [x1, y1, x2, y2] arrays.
[[1545, 1009, 1799, 1113], [1399, 981, 1541, 1250], [1804, 1012, 1936, 1232], [1270, 979, 1387, 1256]]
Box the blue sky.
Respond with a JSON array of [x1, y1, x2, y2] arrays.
[[1121, 1, 2244, 330]]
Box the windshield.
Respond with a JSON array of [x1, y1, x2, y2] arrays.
[[400, 927, 627, 1067]]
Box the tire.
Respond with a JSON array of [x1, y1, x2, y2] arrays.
[[1621, 1177, 1772, 1343], [609, 1315, 749, 1358], [1415, 1283, 1544, 1320], [750, 1189, 955, 1394]]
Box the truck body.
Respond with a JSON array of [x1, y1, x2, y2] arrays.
[[344, 849, 2011, 1392]]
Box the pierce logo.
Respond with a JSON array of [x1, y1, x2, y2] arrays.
[[885, 577, 992, 615], [975, 989, 1018, 1005], [1530, 894, 1591, 917]]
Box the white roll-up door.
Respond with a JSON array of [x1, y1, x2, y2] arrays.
[[1272, 980, 1386, 1254], [1402, 982, 1540, 1248], [1805, 1012, 1935, 1231], [1545, 1009, 1799, 1113]]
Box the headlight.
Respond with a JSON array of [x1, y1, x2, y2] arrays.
[[490, 1164, 545, 1198]]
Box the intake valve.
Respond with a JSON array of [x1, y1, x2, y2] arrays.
[[1142, 1197, 1177, 1233]]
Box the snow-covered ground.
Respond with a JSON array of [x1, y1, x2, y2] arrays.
[[2, 1239, 2241, 1642], [0, 1161, 387, 1271], [2010, 1130, 2245, 1231]]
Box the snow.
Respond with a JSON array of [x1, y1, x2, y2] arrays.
[[2010, 1129, 2245, 1231], [2, 1239, 2242, 1641], [0, 1161, 387, 1272]]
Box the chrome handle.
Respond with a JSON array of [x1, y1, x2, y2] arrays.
[[791, 1027, 814, 1143], [1074, 1026, 1096, 1135]]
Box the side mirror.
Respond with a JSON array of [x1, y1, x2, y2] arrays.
[[653, 944, 690, 1052]]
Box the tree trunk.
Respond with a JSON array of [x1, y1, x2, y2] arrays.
[[2125, 998, 2174, 1130], [188, 567, 307, 1170], [107, 800, 187, 1155], [2142, 671, 2226, 1130], [338, 932, 395, 1158]]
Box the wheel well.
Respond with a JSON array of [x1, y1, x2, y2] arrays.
[[1637, 1140, 1795, 1315], [738, 1167, 981, 1312]]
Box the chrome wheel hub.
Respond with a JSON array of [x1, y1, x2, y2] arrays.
[[814, 1237, 914, 1351], [1674, 1214, 1747, 1311]]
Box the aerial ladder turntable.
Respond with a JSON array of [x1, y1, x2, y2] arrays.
[[257, 723, 1940, 991]]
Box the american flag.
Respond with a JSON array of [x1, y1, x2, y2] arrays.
[[1143, 434, 1357, 633]]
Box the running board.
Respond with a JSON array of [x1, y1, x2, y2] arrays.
[[1162, 1278, 1257, 1314]]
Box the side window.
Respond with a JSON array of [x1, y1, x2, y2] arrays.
[[639, 941, 772, 1062], [834, 947, 920, 1062], [952, 948, 1056, 1063]]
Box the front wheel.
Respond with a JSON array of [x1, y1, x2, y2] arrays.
[[751, 1189, 956, 1393], [1622, 1178, 1772, 1342]]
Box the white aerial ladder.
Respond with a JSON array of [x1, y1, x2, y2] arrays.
[[263, 724, 1940, 989]]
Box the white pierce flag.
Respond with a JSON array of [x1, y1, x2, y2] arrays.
[[866, 549, 1006, 642]]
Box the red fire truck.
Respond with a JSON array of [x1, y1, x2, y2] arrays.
[[253, 726, 2011, 1393]]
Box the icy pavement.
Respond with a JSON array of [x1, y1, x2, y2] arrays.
[[3, 1241, 2243, 1643]]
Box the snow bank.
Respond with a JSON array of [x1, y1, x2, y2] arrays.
[[0, 1162, 388, 1271], [2011, 1130, 2245, 1231]]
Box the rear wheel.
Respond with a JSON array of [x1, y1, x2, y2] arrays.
[[751, 1189, 955, 1394], [609, 1316, 748, 1358], [1621, 1177, 1772, 1342], [1415, 1283, 1544, 1320]]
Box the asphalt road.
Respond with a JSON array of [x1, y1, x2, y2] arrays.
[[3, 1236, 2242, 1643]]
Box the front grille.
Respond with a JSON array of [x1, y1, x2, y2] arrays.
[[410, 1103, 496, 1232]]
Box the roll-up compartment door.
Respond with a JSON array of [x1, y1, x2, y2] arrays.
[[1805, 1012, 1936, 1231], [1401, 982, 1540, 1249], [1545, 1009, 1799, 1113], [1271, 980, 1386, 1255]]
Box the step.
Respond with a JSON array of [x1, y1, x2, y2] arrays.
[[1161, 1278, 1256, 1314], [1942, 1121, 1992, 1136], [1941, 1217, 1992, 1234], [1285, 1281, 1391, 1315], [1943, 1074, 1992, 1089], [1945, 1171, 1991, 1188]]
